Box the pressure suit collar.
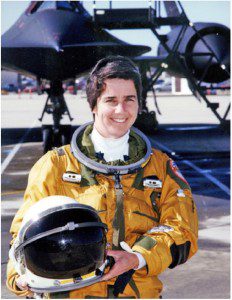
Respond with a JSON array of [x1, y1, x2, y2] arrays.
[[71, 122, 152, 175]]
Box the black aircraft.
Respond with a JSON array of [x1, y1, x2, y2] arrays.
[[2, 1, 230, 152]]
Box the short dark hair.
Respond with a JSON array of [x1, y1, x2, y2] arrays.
[[86, 56, 142, 111]]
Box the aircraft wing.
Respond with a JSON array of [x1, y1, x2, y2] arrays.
[[2, 42, 150, 81]]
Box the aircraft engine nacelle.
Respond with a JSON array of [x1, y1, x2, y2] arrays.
[[158, 22, 230, 83]]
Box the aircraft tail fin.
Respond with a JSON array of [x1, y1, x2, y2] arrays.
[[163, 1, 187, 29], [163, 1, 181, 17]]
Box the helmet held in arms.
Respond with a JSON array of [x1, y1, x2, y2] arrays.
[[10, 196, 108, 293]]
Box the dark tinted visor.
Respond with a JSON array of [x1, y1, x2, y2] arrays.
[[24, 227, 106, 279], [24, 207, 100, 239]]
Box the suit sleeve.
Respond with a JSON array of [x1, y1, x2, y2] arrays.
[[6, 150, 61, 296], [132, 152, 198, 276]]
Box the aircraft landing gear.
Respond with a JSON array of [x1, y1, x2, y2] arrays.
[[42, 124, 72, 153], [134, 63, 159, 133], [39, 80, 73, 153], [134, 109, 158, 134]]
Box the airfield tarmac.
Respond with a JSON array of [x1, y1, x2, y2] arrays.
[[1, 92, 230, 299]]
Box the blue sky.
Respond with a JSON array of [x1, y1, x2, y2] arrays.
[[1, 1, 231, 55]]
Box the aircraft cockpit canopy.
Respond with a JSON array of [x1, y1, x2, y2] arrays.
[[27, 1, 82, 15]]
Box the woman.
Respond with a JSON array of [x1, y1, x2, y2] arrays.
[[7, 56, 198, 298]]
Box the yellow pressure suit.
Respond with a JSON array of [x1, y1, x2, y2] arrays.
[[7, 124, 198, 299]]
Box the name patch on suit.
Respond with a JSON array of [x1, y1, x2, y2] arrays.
[[62, 172, 81, 183], [143, 176, 162, 188]]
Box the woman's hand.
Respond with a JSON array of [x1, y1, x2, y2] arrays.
[[101, 250, 139, 281], [15, 276, 34, 298]]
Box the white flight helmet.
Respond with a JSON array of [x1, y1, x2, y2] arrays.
[[10, 196, 108, 294]]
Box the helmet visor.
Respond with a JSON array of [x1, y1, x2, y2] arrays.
[[24, 227, 106, 279], [22, 207, 106, 279]]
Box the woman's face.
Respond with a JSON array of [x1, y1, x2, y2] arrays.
[[93, 78, 139, 138]]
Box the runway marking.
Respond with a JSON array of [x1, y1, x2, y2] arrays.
[[182, 160, 230, 196], [1, 120, 38, 174], [1, 198, 23, 216], [1, 190, 25, 196], [5, 170, 29, 176], [150, 138, 230, 196]]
